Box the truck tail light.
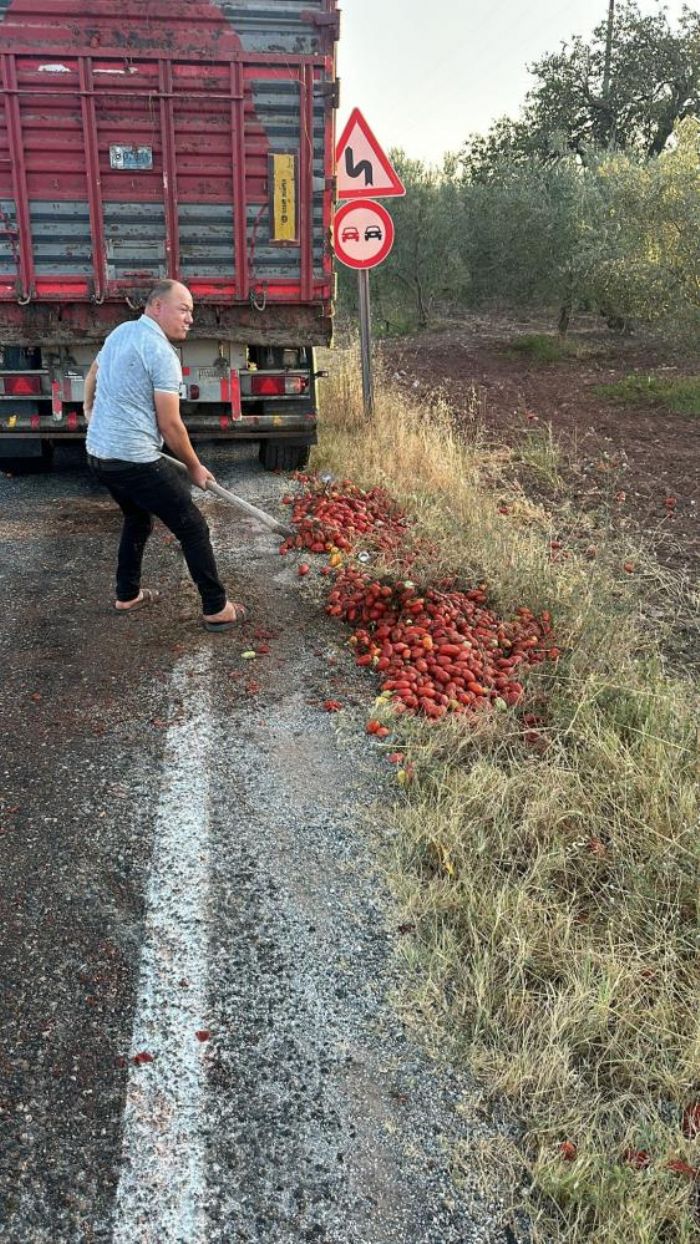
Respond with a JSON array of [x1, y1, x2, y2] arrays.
[[251, 374, 286, 397], [250, 374, 309, 397], [285, 376, 309, 395], [3, 374, 41, 396]]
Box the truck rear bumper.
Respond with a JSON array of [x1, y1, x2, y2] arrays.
[[184, 411, 317, 441], [0, 411, 317, 443]]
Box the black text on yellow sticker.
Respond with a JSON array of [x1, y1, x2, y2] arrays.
[[271, 153, 298, 244]]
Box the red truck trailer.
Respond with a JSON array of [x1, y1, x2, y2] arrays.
[[0, 0, 339, 468]]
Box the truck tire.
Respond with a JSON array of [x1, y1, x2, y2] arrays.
[[0, 439, 53, 471], [258, 441, 310, 472]]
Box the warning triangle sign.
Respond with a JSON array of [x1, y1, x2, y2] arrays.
[[336, 108, 406, 201]]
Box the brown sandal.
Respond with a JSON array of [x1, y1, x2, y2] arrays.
[[202, 601, 247, 632], [114, 588, 160, 613]]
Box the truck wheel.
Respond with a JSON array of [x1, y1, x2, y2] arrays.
[[0, 439, 53, 471], [258, 441, 310, 472]]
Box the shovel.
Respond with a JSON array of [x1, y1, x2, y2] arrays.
[[160, 453, 293, 537]]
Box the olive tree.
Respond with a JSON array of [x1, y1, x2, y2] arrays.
[[462, 2, 700, 177], [588, 118, 700, 332]]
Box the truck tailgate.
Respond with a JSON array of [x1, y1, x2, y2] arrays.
[[0, 1, 337, 340]]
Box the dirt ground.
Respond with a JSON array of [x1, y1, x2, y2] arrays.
[[380, 316, 699, 586]]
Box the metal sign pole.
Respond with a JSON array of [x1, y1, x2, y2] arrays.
[[358, 268, 374, 417]]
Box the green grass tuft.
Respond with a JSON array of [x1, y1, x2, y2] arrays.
[[595, 374, 700, 416], [508, 334, 581, 364]]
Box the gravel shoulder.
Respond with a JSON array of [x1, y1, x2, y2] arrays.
[[0, 444, 529, 1243]]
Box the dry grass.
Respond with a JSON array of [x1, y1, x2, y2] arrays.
[[516, 424, 564, 489], [314, 343, 700, 1243]]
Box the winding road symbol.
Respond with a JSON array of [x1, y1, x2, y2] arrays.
[[345, 146, 373, 186]]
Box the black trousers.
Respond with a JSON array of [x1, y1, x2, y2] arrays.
[[88, 455, 227, 614]]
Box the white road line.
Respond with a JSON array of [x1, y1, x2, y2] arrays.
[[112, 649, 214, 1244]]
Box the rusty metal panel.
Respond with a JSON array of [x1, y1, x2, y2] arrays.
[[212, 1, 332, 54], [0, 197, 17, 275], [0, 0, 338, 325], [0, 1, 338, 53], [179, 204, 235, 279], [29, 201, 91, 277], [250, 80, 327, 279], [0, 299, 333, 348], [104, 203, 166, 282]]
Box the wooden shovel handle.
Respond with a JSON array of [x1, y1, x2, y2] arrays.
[[160, 454, 293, 537]]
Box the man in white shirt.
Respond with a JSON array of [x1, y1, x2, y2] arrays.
[[84, 280, 244, 631]]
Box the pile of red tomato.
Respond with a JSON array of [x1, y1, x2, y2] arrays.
[[328, 570, 556, 718], [279, 477, 408, 557], [281, 477, 558, 719]]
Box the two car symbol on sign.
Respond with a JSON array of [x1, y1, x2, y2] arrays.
[[341, 225, 383, 243], [334, 199, 395, 270]]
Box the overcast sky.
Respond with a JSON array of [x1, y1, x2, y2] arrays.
[[337, 1, 690, 164]]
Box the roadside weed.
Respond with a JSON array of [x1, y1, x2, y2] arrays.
[[517, 423, 563, 488]]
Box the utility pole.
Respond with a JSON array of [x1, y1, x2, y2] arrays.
[[602, 0, 615, 102], [600, 0, 616, 148]]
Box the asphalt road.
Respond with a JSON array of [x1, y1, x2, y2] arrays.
[[0, 443, 527, 1244]]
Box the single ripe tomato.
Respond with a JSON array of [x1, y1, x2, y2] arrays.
[[622, 1148, 650, 1170], [682, 1102, 700, 1139]]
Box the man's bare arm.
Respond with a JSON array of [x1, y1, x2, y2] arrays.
[[83, 360, 98, 422], [154, 390, 214, 490]]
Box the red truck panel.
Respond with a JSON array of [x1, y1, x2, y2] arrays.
[[0, 0, 338, 343]]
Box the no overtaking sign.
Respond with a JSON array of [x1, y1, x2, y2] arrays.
[[333, 200, 395, 271]]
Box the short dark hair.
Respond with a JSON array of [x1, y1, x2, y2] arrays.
[[145, 279, 178, 306]]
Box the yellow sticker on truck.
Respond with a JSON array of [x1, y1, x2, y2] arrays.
[[271, 153, 297, 243]]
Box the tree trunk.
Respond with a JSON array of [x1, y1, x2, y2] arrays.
[[648, 102, 684, 156], [415, 278, 428, 329], [558, 303, 572, 336], [372, 282, 391, 335]]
